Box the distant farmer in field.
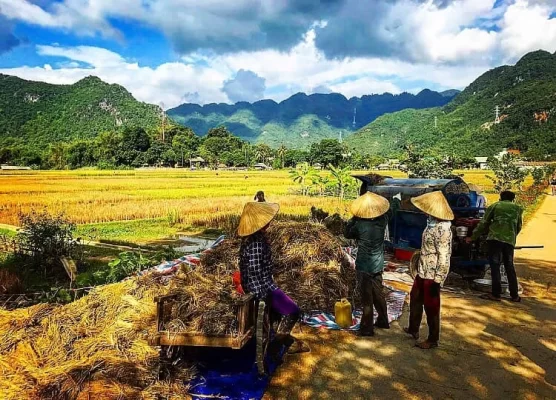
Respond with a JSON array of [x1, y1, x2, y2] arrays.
[[551, 175, 556, 196], [405, 191, 454, 349], [238, 202, 309, 357], [467, 191, 523, 303], [344, 192, 391, 336], [254, 191, 266, 202]]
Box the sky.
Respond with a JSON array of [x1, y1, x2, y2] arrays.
[[1, 0, 556, 108]]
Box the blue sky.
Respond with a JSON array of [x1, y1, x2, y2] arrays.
[[1, 0, 556, 107]]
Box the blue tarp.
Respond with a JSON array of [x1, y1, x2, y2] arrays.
[[188, 339, 285, 400]]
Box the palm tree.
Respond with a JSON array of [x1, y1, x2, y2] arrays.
[[277, 144, 287, 169], [289, 162, 318, 196], [254, 144, 272, 165]]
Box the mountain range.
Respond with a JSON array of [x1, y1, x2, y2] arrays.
[[347, 50, 556, 158], [167, 90, 456, 148]]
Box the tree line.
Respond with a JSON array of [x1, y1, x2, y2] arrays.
[[0, 125, 391, 170]]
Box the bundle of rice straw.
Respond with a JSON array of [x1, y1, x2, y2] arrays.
[[199, 221, 358, 312], [0, 275, 194, 400], [163, 267, 240, 335]]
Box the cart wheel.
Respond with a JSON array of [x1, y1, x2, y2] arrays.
[[256, 300, 270, 376]]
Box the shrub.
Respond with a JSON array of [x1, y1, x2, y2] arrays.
[[15, 210, 82, 277]]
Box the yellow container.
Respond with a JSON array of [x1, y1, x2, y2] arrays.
[[335, 298, 352, 329]]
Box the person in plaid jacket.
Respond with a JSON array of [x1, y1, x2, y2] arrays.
[[238, 202, 309, 357]]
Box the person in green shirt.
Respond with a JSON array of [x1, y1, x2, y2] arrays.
[[467, 191, 523, 302], [345, 192, 391, 336]]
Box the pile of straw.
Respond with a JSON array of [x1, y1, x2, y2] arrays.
[[164, 268, 240, 335], [0, 275, 194, 400], [199, 221, 358, 312]]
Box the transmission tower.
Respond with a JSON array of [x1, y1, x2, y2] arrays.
[[434, 116, 438, 129], [339, 130, 343, 143], [352, 107, 357, 127], [495, 105, 500, 124]]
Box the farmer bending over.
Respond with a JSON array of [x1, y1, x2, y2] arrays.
[[344, 192, 391, 336], [467, 190, 523, 302], [238, 202, 309, 357]]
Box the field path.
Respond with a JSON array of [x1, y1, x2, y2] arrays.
[[266, 196, 556, 400]]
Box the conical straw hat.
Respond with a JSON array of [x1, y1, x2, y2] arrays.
[[237, 202, 280, 237], [350, 192, 390, 219], [410, 191, 454, 221], [468, 183, 483, 194]]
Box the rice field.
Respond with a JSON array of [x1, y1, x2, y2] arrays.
[[0, 169, 511, 236]]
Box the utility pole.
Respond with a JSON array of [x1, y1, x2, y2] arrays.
[[495, 105, 500, 124]]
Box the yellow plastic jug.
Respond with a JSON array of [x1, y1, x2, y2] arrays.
[[335, 298, 352, 329]]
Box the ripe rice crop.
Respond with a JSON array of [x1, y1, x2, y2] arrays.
[[0, 169, 513, 228]]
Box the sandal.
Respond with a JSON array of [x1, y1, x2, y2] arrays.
[[403, 327, 419, 340], [416, 341, 438, 350], [480, 293, 501, 302]]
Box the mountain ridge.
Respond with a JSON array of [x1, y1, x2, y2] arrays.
[[167, 88, 457, 148], [0, 74, 162, 147], [347, 50, 556, 159]]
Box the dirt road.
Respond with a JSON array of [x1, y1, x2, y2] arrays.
[[266, 196, 556, 400]]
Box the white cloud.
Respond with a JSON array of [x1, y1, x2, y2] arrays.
[[498, 0, 556, 60], [0, 32, 490, 107]]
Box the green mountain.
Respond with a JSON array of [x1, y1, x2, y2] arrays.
[[348, 51, 556, 159], [168, 90, 456, 149], [0, 74, 162, 147]]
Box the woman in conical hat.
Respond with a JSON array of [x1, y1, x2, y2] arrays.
[[404, 191, 453, 349], [344, 192, 391, 336], [237, 202, 309, 356]]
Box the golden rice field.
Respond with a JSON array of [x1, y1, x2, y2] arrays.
[[0, 169, 506, 228]]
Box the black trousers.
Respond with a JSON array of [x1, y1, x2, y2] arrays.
[[358, 271, 389, 334], [488, 240, 519, 298]]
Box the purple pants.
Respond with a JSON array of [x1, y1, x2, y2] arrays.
[[269, 288, 300, 316]]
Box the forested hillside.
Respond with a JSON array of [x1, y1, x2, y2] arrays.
[[348, 50, 556, 159], [168, 89, 456, 148], [0, 75, 161, 147]]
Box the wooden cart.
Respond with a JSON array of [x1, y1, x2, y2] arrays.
[[149, 292, 271, 375]]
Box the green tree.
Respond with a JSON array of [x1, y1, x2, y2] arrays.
[[254, 143, 272, 165], [277, 144, 287, 169], [67, 140, 96, 169], [289, 162, 318, 196], [310, 139, 343, 167], [47, 143, 68, 170], [487, 154, 529, 192], [328, 164, 354, 200], [172, 127, 200, 166]]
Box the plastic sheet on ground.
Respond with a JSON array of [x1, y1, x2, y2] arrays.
[[302, 286, 408, 331]]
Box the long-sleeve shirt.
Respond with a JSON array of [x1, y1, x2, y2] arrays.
[[418, 220, 452, 285], [344, 215, 388, 275], [470, 200, 523, 246], [239, 233, 277, 299]]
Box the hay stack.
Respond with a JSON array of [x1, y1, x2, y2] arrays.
[[164, 268, 240, 335], [199, 221, 358, 312], [0, 275, 194, 400]]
